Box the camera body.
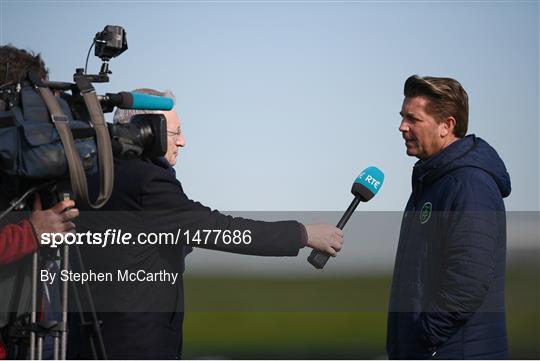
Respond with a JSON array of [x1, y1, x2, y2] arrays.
[[0, 25, 167, 204]]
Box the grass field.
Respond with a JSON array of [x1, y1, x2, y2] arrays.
[[182, 262, 539, 359]]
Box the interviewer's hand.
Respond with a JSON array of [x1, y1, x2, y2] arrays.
[[29, 194, 79, 242], [305, 223, 344, 256]]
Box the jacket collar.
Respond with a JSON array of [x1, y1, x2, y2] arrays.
[[412, 135, 476, 186]]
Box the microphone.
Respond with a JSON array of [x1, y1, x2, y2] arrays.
[[307, 166, 385, 269], [101, 92, 174, 110]]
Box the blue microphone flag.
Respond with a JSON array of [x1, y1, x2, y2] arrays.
[[354, 166, 384, 196]]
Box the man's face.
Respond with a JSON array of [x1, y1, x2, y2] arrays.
[[399, 96, 447, 160], [163, 109, 185, 166]]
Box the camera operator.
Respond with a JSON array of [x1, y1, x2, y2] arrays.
[[77, 88, 344, 359], [0, 195, 77, 266], [0, 45, 80, 261], [0, 45, 80, 360], [0, 195, 77, 360]]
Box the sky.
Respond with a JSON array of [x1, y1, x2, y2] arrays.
[[1, 1, 538, 272]]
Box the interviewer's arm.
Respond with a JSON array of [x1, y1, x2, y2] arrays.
[[141, 165, 342, 256]]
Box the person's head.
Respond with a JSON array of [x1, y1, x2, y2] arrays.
[[0, 45, 48, 85], [113, 88, 185, 166], [399, 75, 469, 160]]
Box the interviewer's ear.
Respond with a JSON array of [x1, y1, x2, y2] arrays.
[[440, 116, 456, 138]]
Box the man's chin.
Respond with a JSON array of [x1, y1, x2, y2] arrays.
[[164, 157, 175, 166], [405, 147, 418, 157]]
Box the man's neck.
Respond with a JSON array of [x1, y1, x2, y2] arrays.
[[441, 135, 459, 150], [418, 135, 461, 163]]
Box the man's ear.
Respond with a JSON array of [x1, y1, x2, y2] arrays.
[[440, 116, 456, 137]]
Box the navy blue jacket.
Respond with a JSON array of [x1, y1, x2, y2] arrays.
[[387, 135, 511, 359]]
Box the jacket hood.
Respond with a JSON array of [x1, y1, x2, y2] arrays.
[[412, 134, 511, 198]]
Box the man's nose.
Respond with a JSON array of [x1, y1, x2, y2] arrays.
[[399, 120, 409, 133], [177, 134, 186, 147]]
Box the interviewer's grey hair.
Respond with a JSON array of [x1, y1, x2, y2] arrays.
[[113, 88, 176, 124]]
